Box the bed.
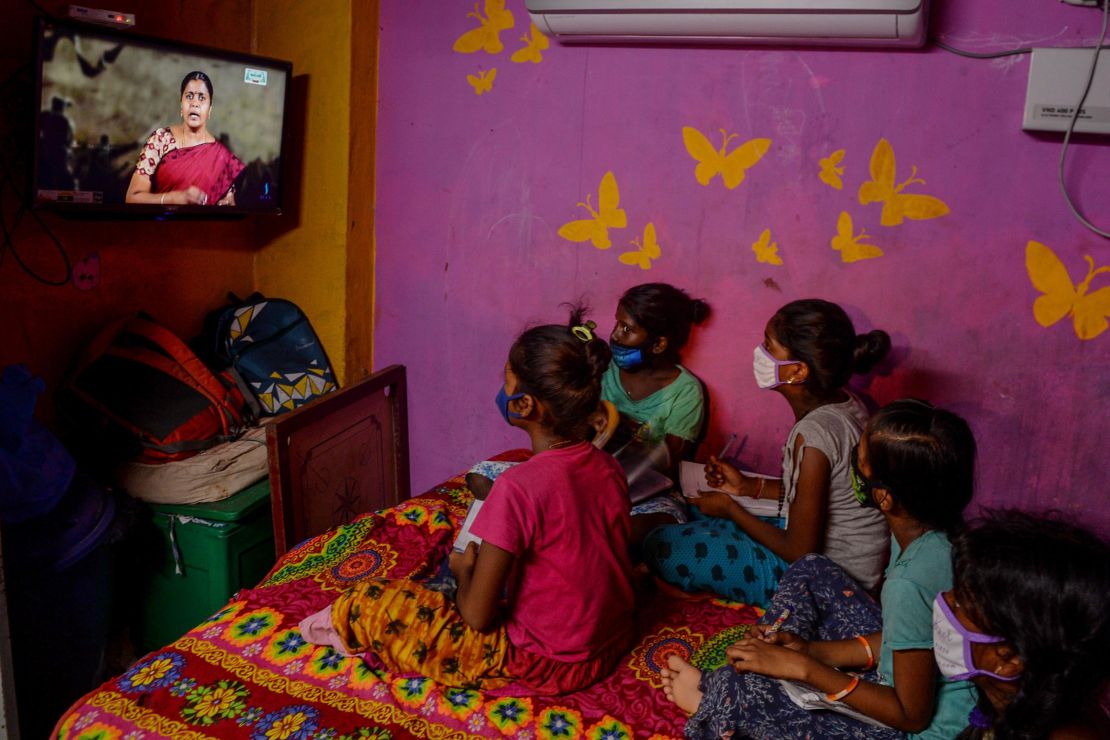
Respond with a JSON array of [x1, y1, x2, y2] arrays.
[[55, 367, 760, 739]]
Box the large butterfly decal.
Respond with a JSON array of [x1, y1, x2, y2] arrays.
[[1025, 240, 1110, 340], [453, 0, 515, 55], [752, 228, 783, 266], [557, 171, 627, 250], [857, 138, 949, 226], [467, 69, 497, 95], [619, 223, 662, 270], [818, 149, 845, 190], [681, 126, 771, 190], [831, 211, 883, 263], [511, 23, 550, 64]]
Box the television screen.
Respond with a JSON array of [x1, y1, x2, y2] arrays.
[[32, 18, 291, 216]]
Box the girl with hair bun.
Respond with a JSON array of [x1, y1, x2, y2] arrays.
[[942, 510, 1110, 739], [301, 308, 635, 695], [645, 299, 891, 606], [659, 399, 979, 739]]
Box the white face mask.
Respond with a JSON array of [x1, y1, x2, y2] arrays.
[[752, 345, 799, 390], [932, 593, 1019, 682]]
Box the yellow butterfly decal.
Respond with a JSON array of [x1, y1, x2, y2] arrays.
[[1025, 241, 1110, 340], [752, 228, 783, 266], [619, 223, 662, 270], [831, 211, 884, 263], [557, 171, 627, 250], [453, 0, 515, 55], [467, 68, 497, 96], [681, 126, 771, 190], [857, 138, 949, 226], [818, 149, 845, 190], [511, 23, 550, 64]]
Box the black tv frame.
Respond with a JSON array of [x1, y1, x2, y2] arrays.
[[30, 16, 293, 220]]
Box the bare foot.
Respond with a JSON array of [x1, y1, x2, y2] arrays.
[[660, 654, 703, 714]]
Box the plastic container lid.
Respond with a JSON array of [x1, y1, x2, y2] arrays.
[[148, 478, 271, 522]]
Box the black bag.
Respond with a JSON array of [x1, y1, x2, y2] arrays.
[[210, 293, 339, 417]]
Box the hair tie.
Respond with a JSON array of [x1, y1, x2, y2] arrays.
[[571, 321, 597, 343], [968, 706, 993, 730]]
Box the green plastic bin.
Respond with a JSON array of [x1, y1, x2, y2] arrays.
[[136, 478, 276, 653]]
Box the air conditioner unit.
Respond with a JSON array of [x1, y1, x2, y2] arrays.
[[524, 0, 929, 48]]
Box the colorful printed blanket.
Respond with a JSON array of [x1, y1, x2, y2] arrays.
[[56, 453, 760, 740]]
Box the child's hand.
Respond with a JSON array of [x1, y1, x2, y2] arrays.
[[448, 542, 479, 580], [704, 456, 744, 495], [688, 491, 740, 519], [750, 625, 809, 653], [726, 637, 810, 681]]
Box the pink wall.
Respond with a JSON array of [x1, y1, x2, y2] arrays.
[[373, 1, 1110, 532]]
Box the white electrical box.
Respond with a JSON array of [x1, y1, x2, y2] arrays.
[[1024, 47, 1110, 135]]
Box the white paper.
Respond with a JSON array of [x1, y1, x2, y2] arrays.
[[777, 679, 892, 729], [452, 499, 484, 553], [679, 461, 782, 517]]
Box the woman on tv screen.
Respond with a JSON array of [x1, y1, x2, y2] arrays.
[[125, 71, 245, 206]]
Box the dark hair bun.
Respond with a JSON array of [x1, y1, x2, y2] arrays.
[[852, 330, 890, 374], [690, 298, 711, 326]]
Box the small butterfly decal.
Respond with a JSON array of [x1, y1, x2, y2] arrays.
[[857, 138, 949, 226], [557, 171, 627, 250], [818, 149, 845, 190], [831, 211, 883, 263], [681, 126, 771, 190], [619, 223, 662, 270], [1026, 240, 1110, 340], [453, 0, 515, 55], [751, 228, 782, 266], [72, 251, 100, 291], [467, 68, 497, 95], [511, 23, 550, 64]]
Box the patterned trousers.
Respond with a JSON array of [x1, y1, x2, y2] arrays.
[[685, 554, 904, 740]]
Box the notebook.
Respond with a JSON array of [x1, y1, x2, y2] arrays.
[[613, 439, 676, 504], [679, 460, 782, 517], [452, 499, 484, 553], [777, 679, 891, 728]]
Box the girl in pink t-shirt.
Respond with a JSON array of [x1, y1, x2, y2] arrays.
[[300, 308, 635, 695]]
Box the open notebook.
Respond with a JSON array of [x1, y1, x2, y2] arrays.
[[679, 461, 782, 517]]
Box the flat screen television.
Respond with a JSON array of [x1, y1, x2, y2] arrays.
[[31, 17, 292, 217]]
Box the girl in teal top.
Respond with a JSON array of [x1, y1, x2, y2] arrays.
[[660, 399, 978, 739]]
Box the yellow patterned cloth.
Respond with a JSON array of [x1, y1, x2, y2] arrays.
[[332, 578, 514, 690]]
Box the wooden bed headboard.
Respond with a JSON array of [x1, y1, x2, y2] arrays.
[[266, 364, 410, 556]]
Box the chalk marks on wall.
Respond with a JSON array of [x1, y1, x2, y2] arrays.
[[454, 2, 549, 94], [857, 138, 950, 227], [831, 212, 884, 263], [453, 0, 515, 55], [467, 69, 497, 95], [558, 171, 627, 250], [1026, 240, 1110, 340], [681, 127, 772, 190], [818, 149, 845, 190], [511, 23, 550, 64], [752, 229, 783, 266], [619, 223, 662, 270]]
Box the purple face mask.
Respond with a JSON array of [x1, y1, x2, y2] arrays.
[[932, 593, 1020, 682], [752, 345, 799, 389]]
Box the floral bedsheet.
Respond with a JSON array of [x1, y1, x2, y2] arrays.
[[56, 454, 760, 740]]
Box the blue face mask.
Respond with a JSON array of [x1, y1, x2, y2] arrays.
[[610, 341, 645, 370], [495, 385, 525, 425]]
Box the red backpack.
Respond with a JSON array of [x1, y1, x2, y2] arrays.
[[62, 314, 247, 463]]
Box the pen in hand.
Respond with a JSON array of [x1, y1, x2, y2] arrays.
[[764, 608, 791, 638]]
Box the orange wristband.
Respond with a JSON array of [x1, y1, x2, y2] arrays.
[[856, 635, 875, 670], [825, 675, 860, 703]]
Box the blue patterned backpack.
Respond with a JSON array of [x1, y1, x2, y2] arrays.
[[215, 295, 338, 417]]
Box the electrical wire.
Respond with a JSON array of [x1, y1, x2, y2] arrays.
[[1057, 0, 1110, 239], [932, 40, 1033, 59]]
